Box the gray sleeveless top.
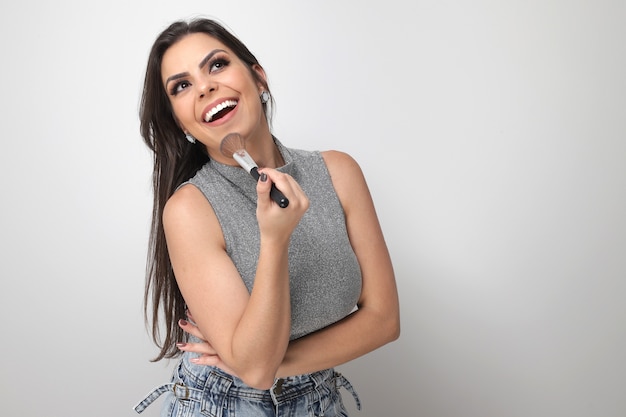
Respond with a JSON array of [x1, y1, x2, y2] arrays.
[[186, 139, 362, 340]]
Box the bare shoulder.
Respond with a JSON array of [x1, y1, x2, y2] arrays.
[[164, 183, 208, 222], [320, 150, 365, 186], [321, 150, 370, 212], [320, 150, 361, 174], [163, 183, 224, 249]]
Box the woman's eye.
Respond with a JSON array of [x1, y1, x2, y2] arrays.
[[171, 81, 190, 95], [209, 58, 229, 73]]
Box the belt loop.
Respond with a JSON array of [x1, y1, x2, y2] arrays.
[[311, 368, 329, 388], [201, 370, 232, 416]]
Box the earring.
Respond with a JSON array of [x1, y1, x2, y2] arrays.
[[260, 90, 270, 104], [185, 133, 196, 144]]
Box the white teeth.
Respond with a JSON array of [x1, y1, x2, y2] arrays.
[[204, 100, 238, 122]]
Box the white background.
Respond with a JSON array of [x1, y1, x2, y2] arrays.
[[1, 1, 625, 416]]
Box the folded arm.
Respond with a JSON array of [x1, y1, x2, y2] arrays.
[[278, 150, 399, 376], [164, 168, 309, 389], [179, 151, 400, 377]]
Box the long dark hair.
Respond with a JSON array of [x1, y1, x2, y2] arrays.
[[140, 18, 273, 361]]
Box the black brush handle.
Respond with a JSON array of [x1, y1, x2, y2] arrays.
[[250, 167, 289, 208]]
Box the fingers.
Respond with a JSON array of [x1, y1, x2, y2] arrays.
[[185, 309, 195, 322], [255, 171, 309, 243], [189, 354, 238, 377], [177, 318, 217, 355], [256, 168, 308, 211], [176, 315, 237, 376], [190, 354, 222, 367], [255, 170, 273, 207], [178, 318, 205, 341], [256, 169, 309, 233], [176, 341, 216, 355]]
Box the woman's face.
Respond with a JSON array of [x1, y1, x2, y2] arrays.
[[161, 33, 267, 157]]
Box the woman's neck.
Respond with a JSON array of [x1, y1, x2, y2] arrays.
[[244, 132, 284, 169]]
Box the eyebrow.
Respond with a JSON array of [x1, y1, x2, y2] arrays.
[[165, 49, 228, 88]]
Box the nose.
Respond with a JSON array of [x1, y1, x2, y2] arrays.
[[198, 79, 216, 98]]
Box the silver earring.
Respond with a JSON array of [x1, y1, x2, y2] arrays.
[[185, 133, 196, 144], [260, 90, 270, 104]]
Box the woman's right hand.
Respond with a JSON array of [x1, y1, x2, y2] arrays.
[[255, 168, 309, 243]]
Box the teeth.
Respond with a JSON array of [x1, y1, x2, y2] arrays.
[[204, 100, 238, 122]]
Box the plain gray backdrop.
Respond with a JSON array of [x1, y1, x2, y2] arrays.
[[1, 1, 625, 416]]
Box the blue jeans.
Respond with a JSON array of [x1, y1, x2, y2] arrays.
[[134, 355, 361, 416]]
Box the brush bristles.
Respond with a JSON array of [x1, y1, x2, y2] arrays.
[[220, 133, 246, 157]]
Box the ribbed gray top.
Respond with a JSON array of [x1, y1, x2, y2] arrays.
[[186, 139, 362, 339]]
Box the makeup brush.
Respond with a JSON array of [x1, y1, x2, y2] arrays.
[[220, 133, 289, 208]]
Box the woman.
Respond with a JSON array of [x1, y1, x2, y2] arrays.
[[134, 18, 399, 416]]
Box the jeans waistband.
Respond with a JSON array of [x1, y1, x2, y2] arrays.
[[133, 360, 360, 414]]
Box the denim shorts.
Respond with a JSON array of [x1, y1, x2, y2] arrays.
[[134, 354, 361, 417]]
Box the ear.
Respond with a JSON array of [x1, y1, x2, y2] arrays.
[[252, 64, 268, 91]]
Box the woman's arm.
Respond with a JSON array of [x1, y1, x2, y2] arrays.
[[164, 168, 308, 389], [277, 150, 400, 376], [180, 151, 400, 377]]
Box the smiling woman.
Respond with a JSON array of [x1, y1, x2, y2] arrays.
[[162, 39, 267, 140], [134, 17, 400, 417]]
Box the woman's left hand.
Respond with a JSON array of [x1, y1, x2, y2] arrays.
[[177, 314, 239, 377]]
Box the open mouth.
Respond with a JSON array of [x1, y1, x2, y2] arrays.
[[204, 100, 238, 123]]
